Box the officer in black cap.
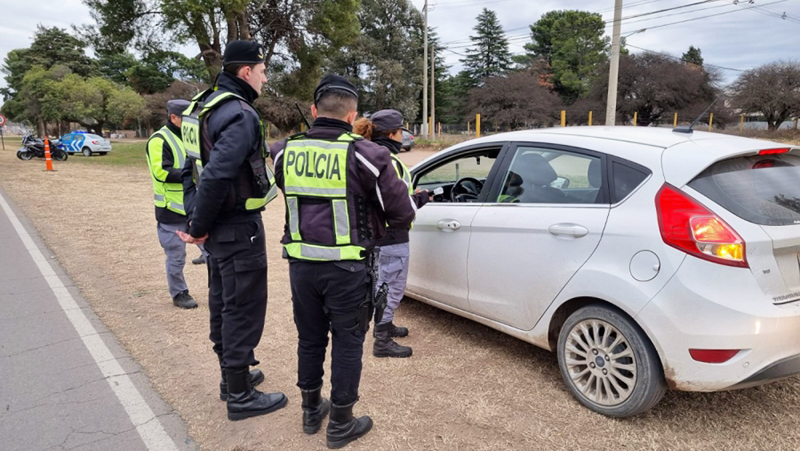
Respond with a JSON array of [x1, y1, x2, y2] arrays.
[[177, 40, 286, 421], [270, 75, 416, 448]]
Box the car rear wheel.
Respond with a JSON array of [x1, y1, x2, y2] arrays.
[[82, 147, 92, 157], [557, 305, 666, 417]]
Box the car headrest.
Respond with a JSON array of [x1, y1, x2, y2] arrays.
[[588, 159, 602, 188], [512, 153, 557, 187]]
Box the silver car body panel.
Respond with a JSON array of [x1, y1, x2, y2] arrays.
[[408, 127, 800, 392]]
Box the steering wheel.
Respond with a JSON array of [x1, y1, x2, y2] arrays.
[[450, 177, 484, 202]]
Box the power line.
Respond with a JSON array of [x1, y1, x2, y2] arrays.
[[626, 44, 747, 71], [639, 0, 789, 31]]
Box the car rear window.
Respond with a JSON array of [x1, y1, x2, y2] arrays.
[[688, 153, 800, 226]]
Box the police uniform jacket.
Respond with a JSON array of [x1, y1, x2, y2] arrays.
[[372, 135, 430, 247], [188, 72, 264, 238], [270, 117, 416, 255], [150, 121, 187, 225]]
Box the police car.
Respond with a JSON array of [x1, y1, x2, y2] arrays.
[[59, 131, 112, 156]]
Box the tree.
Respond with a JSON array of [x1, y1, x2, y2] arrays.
[[588, 53, 721, 126], [2, 26, 96, 98], [323, 0, 423, 121], [460, 8, 513, 86], [682, 46, 704, 66], [730, 61, 800, 131], [523, 10, 609, 102], [467, 71, 561, 130], [83, 0, 360, 81]]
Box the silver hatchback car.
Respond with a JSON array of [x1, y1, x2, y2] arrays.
[[407, 127, 800, 417]]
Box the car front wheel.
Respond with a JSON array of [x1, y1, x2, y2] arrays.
[[82, 147, 92, 157], [557, 304, 666, 417]]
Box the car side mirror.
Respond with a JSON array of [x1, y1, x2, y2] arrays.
[[552, 176, 570, 189]]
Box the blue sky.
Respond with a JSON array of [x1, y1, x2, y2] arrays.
[[2, 0, 798, 92]]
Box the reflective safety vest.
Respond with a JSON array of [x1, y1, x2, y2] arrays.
[[389, 153, 415, 230], [181, 90, 277, 211], [282, 132, 366, 261], [147, 126, 186, 215]]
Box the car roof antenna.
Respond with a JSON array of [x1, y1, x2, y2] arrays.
[[673, 97, 719, 134]]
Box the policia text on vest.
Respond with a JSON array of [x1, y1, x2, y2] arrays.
[[269, 72, 417, 449], [285, 147, 343, 181]]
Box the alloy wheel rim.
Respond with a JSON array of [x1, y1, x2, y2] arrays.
[[564, 319, 637, 406]]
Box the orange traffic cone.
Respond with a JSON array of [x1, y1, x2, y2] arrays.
[[44, 138, 53, 172]]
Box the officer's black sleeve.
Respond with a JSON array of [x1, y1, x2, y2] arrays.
[[269, 139, 288, 190], [162, 141, 182, 183], [188, 108, 257, 238], [181, 157, 197, 220], [357, 142, 416, 230]]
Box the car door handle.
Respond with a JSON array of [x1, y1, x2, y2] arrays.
[[548, 224, 589, 238], [437, 220, 461, 232]]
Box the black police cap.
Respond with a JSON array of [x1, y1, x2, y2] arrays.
[[314, 74, 358, 105], [371, 109, 407, 132], [222, 40, 266, 66]]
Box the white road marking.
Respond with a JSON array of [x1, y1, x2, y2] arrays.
[[0, 191, 179, 451]]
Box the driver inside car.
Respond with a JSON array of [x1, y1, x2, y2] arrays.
[[498, 171, 523, 203]]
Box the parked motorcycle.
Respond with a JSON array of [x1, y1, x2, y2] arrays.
[[17, 135, 67, 161]]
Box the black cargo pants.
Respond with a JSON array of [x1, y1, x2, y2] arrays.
[[290, 260, 370, 406], [205, 216, 268, 370]]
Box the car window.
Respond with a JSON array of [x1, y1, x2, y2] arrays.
[[689, 153, 800, 226], [496, 146, 603, 204], [416, 148, 500, 202], [612, 162, 649, 203]]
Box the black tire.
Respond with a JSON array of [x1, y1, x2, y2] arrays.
[[19, 150, 34, 161], [16, 150, 24, 160], [556, 304, 666, 417], [54, 151, 68, 161], [82, 147, 92, 157]]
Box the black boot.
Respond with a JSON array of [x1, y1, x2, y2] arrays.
[[387, 321, 408, 338], [225, 368, 287, 421], [373, 323, 412, 358], [172, 291, 198, 309], [326, 401, 373, 449], [301, 386, 330, 434], [219, 368, 265, 401]]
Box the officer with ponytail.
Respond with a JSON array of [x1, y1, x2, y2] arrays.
[[354, 110, 431, 358]]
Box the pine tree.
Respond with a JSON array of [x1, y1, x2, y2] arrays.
[[460, 8, 513, 86], [681, 46, 704, 67]]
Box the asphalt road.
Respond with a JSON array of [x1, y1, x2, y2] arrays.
[[0, 188, 196, 451]]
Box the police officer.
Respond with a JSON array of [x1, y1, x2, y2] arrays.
[[146, 99, 201, 309], [271, 75, 415, 449], [176, 40, 285, 421], [353, 109, 431, 358]]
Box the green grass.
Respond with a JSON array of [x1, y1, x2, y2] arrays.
[[71, 140, 147, 167]]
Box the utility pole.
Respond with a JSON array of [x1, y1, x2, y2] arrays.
[[422, 0, 429, 138], [431, 43, 435, 136], [605, 0, 623, 126]]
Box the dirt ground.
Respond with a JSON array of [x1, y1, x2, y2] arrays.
[[2, 145, 800, 451]]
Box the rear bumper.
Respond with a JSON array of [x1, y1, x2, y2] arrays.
[[637, 256, 800, 391], [729, 353, 800, 389]]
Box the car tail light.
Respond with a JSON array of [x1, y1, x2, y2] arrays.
[[689, 349, 740, 363], [758, 148, 790, 155], [656, 184, 747, 268]]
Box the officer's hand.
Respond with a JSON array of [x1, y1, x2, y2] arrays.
[[176, 230, 208, 244]]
